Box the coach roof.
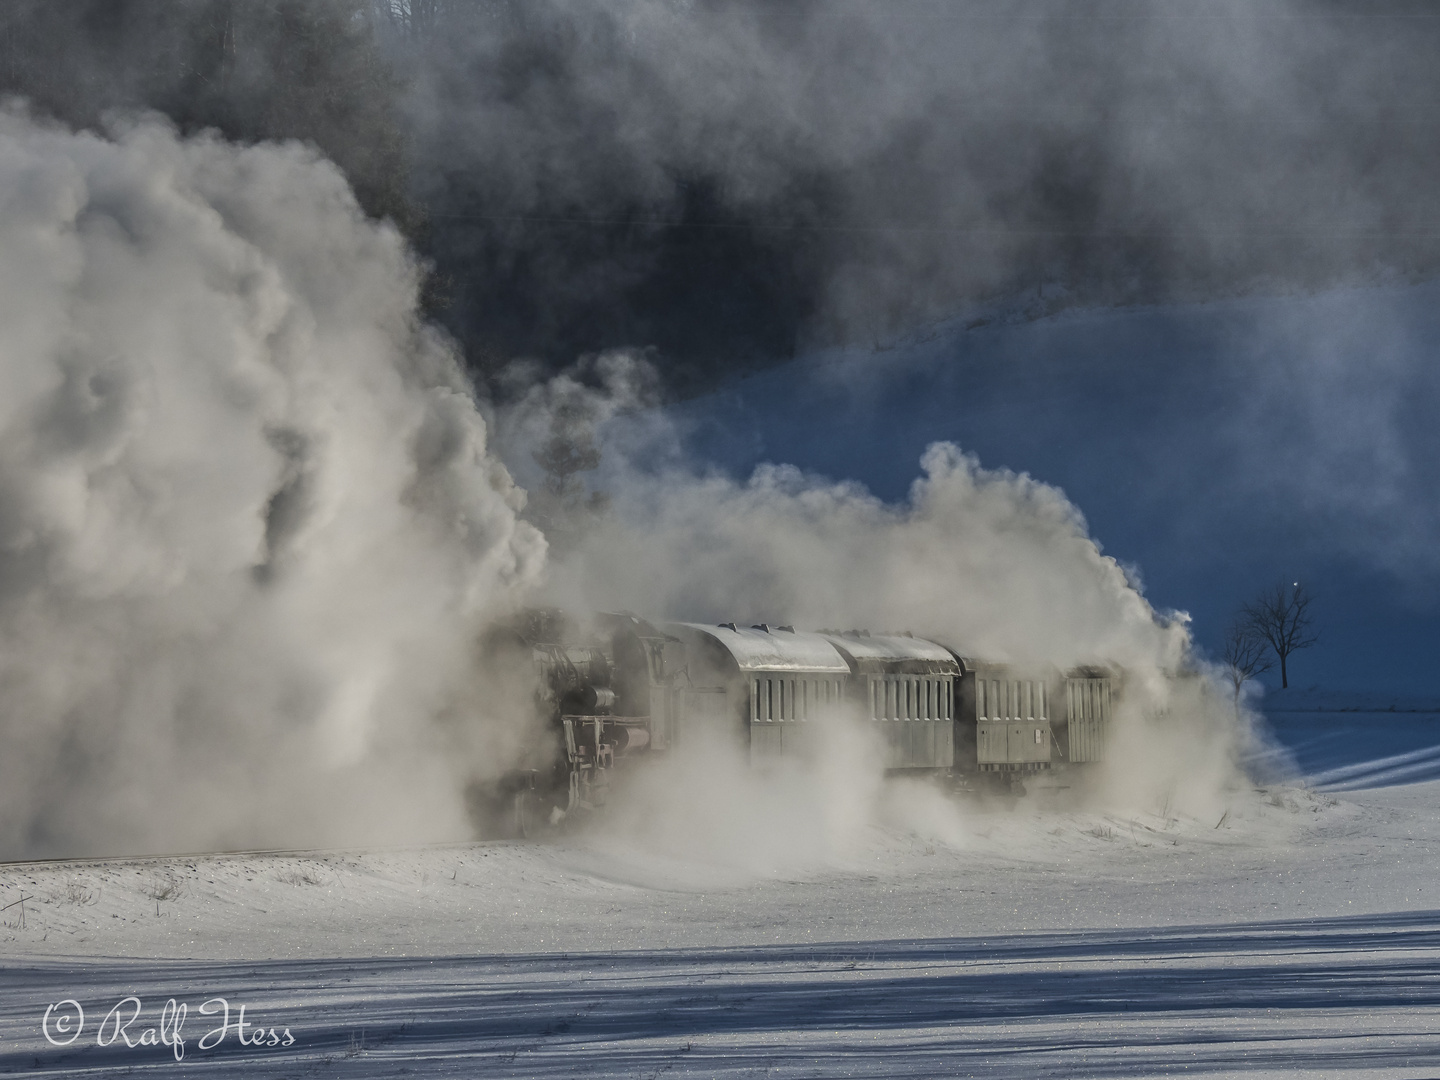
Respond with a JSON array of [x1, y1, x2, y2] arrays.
[[819, 633, 961, 675], [670, 623, 851, 674]]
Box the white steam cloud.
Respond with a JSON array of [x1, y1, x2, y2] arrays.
[[0, 109, 543, 859], [0, 108, 1253, 864], [525, 361, 1249, 846]]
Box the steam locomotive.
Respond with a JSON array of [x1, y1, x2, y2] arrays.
[[472, 609, 1115, 835]]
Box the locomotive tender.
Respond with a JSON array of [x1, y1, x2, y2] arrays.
[[478, 610, 1115, 834]]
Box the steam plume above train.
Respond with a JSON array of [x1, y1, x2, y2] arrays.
[[0, 108, 1244, 861]]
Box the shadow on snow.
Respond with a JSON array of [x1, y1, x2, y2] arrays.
[[5, 908, 1440, 1076]]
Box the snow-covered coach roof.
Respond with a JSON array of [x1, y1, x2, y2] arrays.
[[819, 633, 961, 676], [670, 623, 851, 674]]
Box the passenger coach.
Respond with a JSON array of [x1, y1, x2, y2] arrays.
[[668, 622, 850, 762], [819, 631, 959, 770]]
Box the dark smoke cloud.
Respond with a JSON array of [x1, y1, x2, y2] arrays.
[[0, 0, 413, 228], [388, 0, 1440, 388], [9, 2, 1435, 392]]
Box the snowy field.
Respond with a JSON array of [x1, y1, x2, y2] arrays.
[[4, 702, 1440, 1078]]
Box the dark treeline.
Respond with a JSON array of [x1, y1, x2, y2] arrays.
[[5, 1, 1440, 399]]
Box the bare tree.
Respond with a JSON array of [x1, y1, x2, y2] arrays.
[[1221, 620, 1272, 713], [1242, 581, 1319, 690]]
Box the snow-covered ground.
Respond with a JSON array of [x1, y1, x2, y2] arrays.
[[3, 703, 1440, 1077]]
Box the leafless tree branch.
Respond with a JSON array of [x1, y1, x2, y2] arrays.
[[1222, 619, 1272, 710], [1241, 581, 1319, 690]]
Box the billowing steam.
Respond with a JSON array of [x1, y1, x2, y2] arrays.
[[0, 109, 543, 860], [0, 107, 1251, 864], [521, 359, 1248, 850]]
